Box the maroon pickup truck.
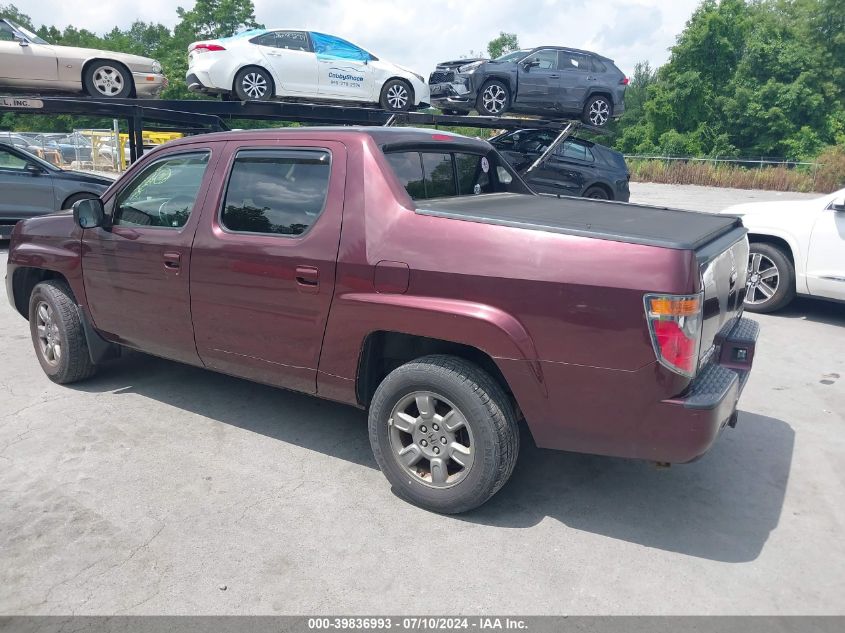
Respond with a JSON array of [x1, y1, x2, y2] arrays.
[[5, 127, 758, 513]]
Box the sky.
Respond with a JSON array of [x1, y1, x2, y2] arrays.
[[21, 0, 702, 76]]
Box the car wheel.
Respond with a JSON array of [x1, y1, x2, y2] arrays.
[[234, 67, 274, 101], [380, 79, 414, 112], [745, 243, 796, 313], [62, 192, 98, 211], [584, 185, 611, 200], [476, 80, 510, 116], [29, 280, 97, 384], [368, 355, 519, 514], [583, 95, 612, 127], [83, 62, 133, 99]]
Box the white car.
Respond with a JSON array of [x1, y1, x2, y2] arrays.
[[0, 18, 167, 98], [186, 29, 430, 111], [723, 188, 845, 312]]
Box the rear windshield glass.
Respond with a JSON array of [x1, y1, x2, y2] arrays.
[[384, 149, 528, 201]]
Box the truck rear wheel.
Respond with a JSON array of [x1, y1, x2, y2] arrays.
[[28, 280, 97, 384], [368, 355, 519, 513]]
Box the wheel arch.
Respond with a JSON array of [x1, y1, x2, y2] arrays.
[[747, 233, 795, 264], [480, 73, 515, 95], [583, 181, 614, 200], [81, 58, 136, 97], [586, 89, 614, 105], [747, 231, 806, 295], [11, 267, 71, 319], [356, 331, 515, 408]]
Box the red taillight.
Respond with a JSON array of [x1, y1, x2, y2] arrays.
[[644, 293, 703, 377], [431, 134, 453, 141], [620, 77, 629, 85], [189, 43, 226, 53]]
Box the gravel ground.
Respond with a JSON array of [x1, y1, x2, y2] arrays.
[[1, 184, 843, 616], [630, 182, 821, 212]]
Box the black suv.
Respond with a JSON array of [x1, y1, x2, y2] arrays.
[[489, 129, 630, 201], [429, 47, 627, 126]]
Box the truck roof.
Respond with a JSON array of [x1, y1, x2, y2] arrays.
[[161, 126, 493, 152]]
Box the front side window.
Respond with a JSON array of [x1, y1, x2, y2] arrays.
[[274, 30, 310, 51], [221, 149, 330, 237], [311, 32, 371, 61], [114, 152, 210, 228], [0, 22, 16, 42], [527, 49, 558, 71], [0, 146, 28, 170]]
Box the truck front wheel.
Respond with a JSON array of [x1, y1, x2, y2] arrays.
[[368, 355, 519, 513], [28, 280, 97, 384], [745, 243, 796, 313]]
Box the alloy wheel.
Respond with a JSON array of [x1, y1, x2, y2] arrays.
[[386, 84, 409, 110], [482, 85, 507, 114], [35, 301, 61, 366], [92, 66, 125, 97], [242, 72, 268, 99], [387, 391, 475, 488], [588, 99, 610, 126], [746, 252, 780, 305]]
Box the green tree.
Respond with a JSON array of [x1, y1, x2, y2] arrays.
[[174, 0, 263, 40], [486, 32, 519, 59], [0, 3, 34, 29]]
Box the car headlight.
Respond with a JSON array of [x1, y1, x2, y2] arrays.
[[151, 60, 162, 74], [458, 60, 484, 73]]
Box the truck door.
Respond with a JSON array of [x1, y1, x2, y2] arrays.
[[514, 49, 562, 110], [189, 140, 346, 394], [80, 145, 218, 365], [805, 199, 845, 300]]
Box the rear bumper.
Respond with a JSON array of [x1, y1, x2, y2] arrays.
[[133, 73, 167, 99], [499, 316, 760, 463]]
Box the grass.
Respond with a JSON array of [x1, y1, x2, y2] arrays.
[[628, 146, 845, 194]]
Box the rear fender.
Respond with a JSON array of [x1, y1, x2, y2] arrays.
[[317, 292, 545, 404]]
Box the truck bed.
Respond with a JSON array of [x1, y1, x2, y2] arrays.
[[417, 192, 743, 250]]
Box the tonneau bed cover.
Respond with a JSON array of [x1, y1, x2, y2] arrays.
[[417, 193, 744, 250]]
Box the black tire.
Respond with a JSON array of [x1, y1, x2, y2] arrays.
[[475, 80, 510, 116], [584, 185, 611, 200], [234, 66, 274, 101], [368, 355, 519, 514], [83, 62, 133, 99], [62, 192, 98, 211], [582, 95, 612, 127], [380, 79, 414, 112], [745, 242, 796, 313], [28, 280, 97, 384]]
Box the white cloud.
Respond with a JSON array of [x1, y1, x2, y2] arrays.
[[23, 0, 700, 76]]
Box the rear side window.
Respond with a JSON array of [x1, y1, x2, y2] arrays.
[[114, 152, 210, 228], [385, 150, 512, 200], [558, 141, 594, 162], [561, 53, 589, 71], [591, 58, 607, 73], [221, 149, 330, 237]]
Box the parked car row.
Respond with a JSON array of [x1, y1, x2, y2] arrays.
[[1, 18, 626, 124]]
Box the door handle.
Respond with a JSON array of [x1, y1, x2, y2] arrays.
[[295, 265, 319, 292], [163, 251, 181, 271], [549, 74, 560, 79]]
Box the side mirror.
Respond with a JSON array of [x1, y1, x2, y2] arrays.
[[15, 36, 28, 47], [24, 162, 44, 175], [832, 197, 845, 213], [72, 198, 105, 229], [523, 59, 539, 71]]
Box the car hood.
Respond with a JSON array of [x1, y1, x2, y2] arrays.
[[435, 58, 487, 69], [722, 198, 822, 218], [53, 170, 114, 188], [51, 45, 159, 71]]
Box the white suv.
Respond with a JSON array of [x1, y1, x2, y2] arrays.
[[186, 29, 430, 112], [723, 188, 845, 312]]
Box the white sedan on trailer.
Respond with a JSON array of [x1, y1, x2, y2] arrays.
[[722, 187, 845, 312], [186, 29, 430, 111]]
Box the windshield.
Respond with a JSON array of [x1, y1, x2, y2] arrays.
[[494, 49, 529, 63], [8, 20, 48, 45]]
